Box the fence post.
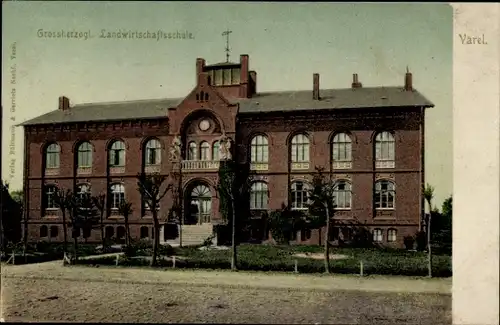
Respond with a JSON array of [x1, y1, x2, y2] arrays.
[[359, 260, 364, 277], [11, 252, 15, 265], [115, 254, 119, 266], [294, 259, 298, 273], [172, 255, 176, 269]]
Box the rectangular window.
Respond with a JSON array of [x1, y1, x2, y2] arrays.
[[231, 68, 241, 84], [214, 69, 223, 86], [223, 69, 231, 85]]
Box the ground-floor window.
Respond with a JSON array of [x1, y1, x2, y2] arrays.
[[373, 228, 383, 242], [140, 226, 149, 239], [105, 226, 114, 239], [387, 228, 397, 242], [117, 226, 125, 240], [40, 225, 48, 238], [300, 228, 312, 241], [50, 226, 58, 238]]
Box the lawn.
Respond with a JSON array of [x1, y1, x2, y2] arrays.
[[77, 243, 452, 277]]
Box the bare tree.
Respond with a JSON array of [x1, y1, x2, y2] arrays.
[[307, 166, 337, 274], [217, 160, 251, 271], [423, 183, 435, 277], [137, 172, 171, 266], [118, 200, 133, 246], [52, 188, 74, 254], [92, 194, 106, 247]]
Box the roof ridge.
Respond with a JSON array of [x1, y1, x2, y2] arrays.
[[74, 97, 181, 107]]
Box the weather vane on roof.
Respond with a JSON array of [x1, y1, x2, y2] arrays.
[[222, 29, 232, 63]]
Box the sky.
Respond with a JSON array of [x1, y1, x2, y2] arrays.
[[1, 2, 452, 207]]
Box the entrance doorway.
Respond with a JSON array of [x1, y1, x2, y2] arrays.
[[185, 184, 212, 225]]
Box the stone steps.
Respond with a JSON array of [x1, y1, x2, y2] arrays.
[[164, 224, 214, 247]]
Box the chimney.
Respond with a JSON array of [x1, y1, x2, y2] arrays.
[[313, 73, 320, 100], [196, 58, 206, 78], [404, 66, 413, 91], [249, 71, 257, 95], [197, 72, 211, 86], [239, 54, 249, 98], [58, 96, 70, 111], [351, 73, 362, 88]]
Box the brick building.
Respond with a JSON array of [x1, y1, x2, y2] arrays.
[[20, 54, 433, 248]]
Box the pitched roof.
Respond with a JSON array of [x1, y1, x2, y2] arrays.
[[236, 87, 434, 113], [19, 86, 433, 126], [19, 98, 181, 126]]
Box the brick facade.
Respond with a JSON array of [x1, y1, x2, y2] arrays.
[[21, 54, 431, 248]]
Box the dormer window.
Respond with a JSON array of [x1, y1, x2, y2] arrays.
[[209, 67, 241, 86]]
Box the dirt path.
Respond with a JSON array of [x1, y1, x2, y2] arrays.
[[1, 262, 451, 294]]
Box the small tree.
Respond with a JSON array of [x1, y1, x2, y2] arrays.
[[423, 183, 435, 277], [92, 194, 106, 247], [307, 166, 337, 274], [53, 188, 74, 254], [137, 172, 171, 266], [167, 170, 183, 247], [74, 193, 100, 245], [217, 160, 251, 271], [118, 200, 133, 246]]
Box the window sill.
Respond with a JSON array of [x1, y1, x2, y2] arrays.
[[332, 161, 352, 169], [250, 163, 269, 171], [44, 168, 60, 176], [375, 161, 395, 169], [290, 162, 310, 170], [109, 166, 125, 174]]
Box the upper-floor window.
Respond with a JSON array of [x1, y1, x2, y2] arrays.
[[44, 184, 58, 210], [291, 134, 310, 163], [45, 143, 60, 169], [211, 67, 241, 86], [333, 180, 352, 209], [332, 133, 352, 169], [188, 141, 197, 160], [212, 141, 220, 161], [200, 141, 210, 161], [77, 142, 93, 168], [290, 181, 311, 210], [145, 139, 161, 165], [375, 131, 395, 168], [374, 180, 395, 209], [251, 135, 269, 163], [250, 182, 269, 210], [110, 183, 125, 210], [109, 141, 126, 167]]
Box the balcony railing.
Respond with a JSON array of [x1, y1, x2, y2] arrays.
[[375, 160, 395, 169], [181, 160, 220, 171], [332, 161, 352, 170]]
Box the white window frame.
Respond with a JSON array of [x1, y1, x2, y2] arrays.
[[77, 142, 93, 168], [373, 228, 383, 242], [145, 139, 161, 165], [45, 185, 58, 210], [375, 131, 395, 168], [250, 135, 269, 163], [109, 141, 126, 167], [110, 183, 125, 210], [374, 180, 396, 210], [290, 181, 310, 210], [332, 133, 352, 162], [212, 141, 220, 161], [250, 182, 269, 210], [45, 143, 60, 169], [188, 142, 197, 160], [291, 134, 310, 163], [200, 141, 210, 161], [387, 228, 397, 242], [333, 180, 352, 210]]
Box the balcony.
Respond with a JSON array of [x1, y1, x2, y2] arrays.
[[332, 161, 352, 170], [181, 160, 220, 171], [375, 160, 395, 169], [250, 162, 269, 171]]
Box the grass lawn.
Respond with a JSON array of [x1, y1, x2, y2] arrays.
[[77, 243, 452, 277]]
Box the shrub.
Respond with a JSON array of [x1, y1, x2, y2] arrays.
[[415, 231, 427, 251], [403, 235, 415, 250]]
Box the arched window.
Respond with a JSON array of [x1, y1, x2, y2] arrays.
[[110, 184, 125, 210], [145, 139, 161, 165], [250, 135, 269, 163], [77, 142, 93, 168], [373, 228, 383, 242], [188, 142, 197, 160], [388, 228, 397, 242], [200, 141, 210, 161], [76, 184, 91, 201], [191, 185, 212, 223], [250, 182, 269, 210], [332, 133, 352, 168], [40, 225, 48, 237], [50, 226, 58, 238], [109, 140, 126, 167], [290, 181, 310, 210], [333, 180, 352, 209], [117, 226, 126, 239], [291, 134, 310, 163], [140, 226, 149, 239], [105, 226, 114, 239], [45, 143, 60, 169], [375, 132, 395, 168], [44, 185, 58, 210], [212, 141, 220, 161], [374, 180, 395, 209]]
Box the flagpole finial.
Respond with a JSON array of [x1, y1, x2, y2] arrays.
[[222, 29, 232, 63]]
